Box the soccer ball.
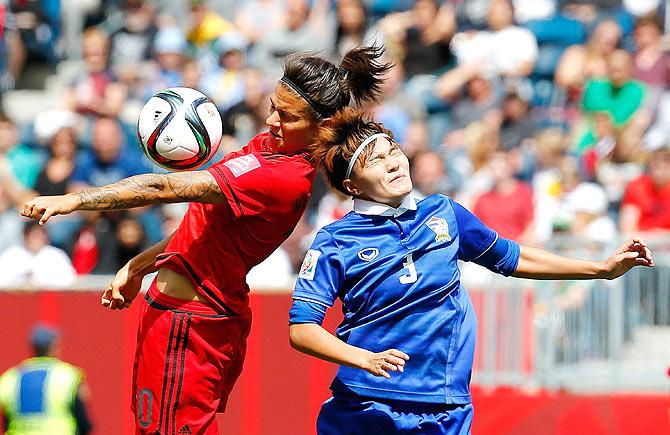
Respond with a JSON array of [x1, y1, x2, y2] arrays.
[[137, 87, 222, 171]]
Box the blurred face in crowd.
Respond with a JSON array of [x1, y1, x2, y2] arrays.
[[402, 121, 429, 159], [608, 50, 632, 88], [286, 0, 309, 31], [266, 83, 317, 154], [489, 151, 514, 185], [49, 127, 78, 158], [591, 20, 621, 55], [345, 137, 412, 207], [503, 94, 529, 121], [92, 118, 123, 162], [83, 33, 109, 73], [338, 0, 366, 34], [157, 51, 183, 71], [411, 151, 445, 196], [190, 3, 207, 27], [181, 59, 201, 89], [413, 0, 438, 31], [467, 75, 491, 101], [24, 224, 49, 255], [123, 0, 154, 32], [117, 217, 144, 249], [649, 149, 670, 186], [487, 0, 514, 31], [0, 119, 18, 153], [244, 69, 267, 108], [634, 20, 662, 50]]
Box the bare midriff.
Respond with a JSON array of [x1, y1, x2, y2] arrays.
[[155, 267, 209, 303]]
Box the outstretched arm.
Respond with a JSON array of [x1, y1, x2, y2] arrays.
[[289, 323, 409, 379], [513, 238, 654, 281], [21, 171, 223, 225]]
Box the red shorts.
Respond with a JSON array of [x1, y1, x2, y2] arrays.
[[131, 282, 251, 434]]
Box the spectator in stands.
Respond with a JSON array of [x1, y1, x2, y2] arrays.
[[221, 68, 270, 151], [380, 0, 455, 80], [0, 113, 44, 189], [254, 0, 334, 78], [436, 66, 502, 133], [410, 149, 452, 198], [234, 0, 284, 46], [450, 0, 538, 78], [333, 0, 376, 60], [107, 0, 157, 75], [8, 0, 61, 70], [115, 215, 146, 269], [530, 128, 569, 242], [500, 81, 538, 151], [66, 28, 127, 118], [0, 160, 26, 254], [400, 120, 430, 159], [142, 26, 186, 100], [453, 121, 500, 209], [313, 189, 353, 231], [555, 19, 622, 94], [474, 150, 535, 242], [66, 211, 118, 275], [579, 49, 646, 152], [201, 31, 248, 112], [620, 144, 670, 233], [186, 0, 236, 74], [0, 4, 26, 92], [567, 182, 617, 243], [0, 324, 92, 434], [0, 221, 76, 287], [631, 14, 668, 103], [69, 117, 148, 190], [34, 127, 78, 196]]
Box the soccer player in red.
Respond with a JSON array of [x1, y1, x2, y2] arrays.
[[20, 47, 391, 434]]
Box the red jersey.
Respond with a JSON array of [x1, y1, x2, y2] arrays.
[[473, 180, 534, 241], [621, 174, 670, 231], [155, 132, 316, 315]]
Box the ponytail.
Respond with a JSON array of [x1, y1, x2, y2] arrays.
[[339, 45, 392, 106], [281, 46, 393, 119]]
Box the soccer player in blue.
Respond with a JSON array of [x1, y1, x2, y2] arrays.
[[288, 108, 655, 435]]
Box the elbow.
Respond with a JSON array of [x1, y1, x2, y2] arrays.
[[289, 324, 314, 353]]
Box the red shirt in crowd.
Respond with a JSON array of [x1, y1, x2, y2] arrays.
[[621, 174, 670, 231], [155, 132, 316, 315], [473, 180, 534, 241]]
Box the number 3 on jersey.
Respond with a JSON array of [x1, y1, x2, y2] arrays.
[[399, 253, 417, 284]]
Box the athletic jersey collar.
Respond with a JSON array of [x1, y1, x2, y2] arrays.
[[353, 194, 417, 217]]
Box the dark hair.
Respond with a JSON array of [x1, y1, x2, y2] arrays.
[[282, 45, 392, 119], [313, 107, 394, 196], [635, 13, 662, 32]]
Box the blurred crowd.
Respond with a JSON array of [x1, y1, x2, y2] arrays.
[[1, 0, 670, 287]]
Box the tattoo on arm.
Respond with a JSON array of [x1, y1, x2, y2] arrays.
[[75, 172, 223, 210]]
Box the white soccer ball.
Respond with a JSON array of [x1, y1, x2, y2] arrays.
[[137, 87, 223, 171]]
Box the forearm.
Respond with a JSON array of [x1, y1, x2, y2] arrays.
[[73, 171, 223, 211], [512, 245, 606, 280], [127, 231, 175, 276], [289, 323, 372, 369]]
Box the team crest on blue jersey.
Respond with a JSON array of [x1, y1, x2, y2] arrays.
[[426, 216, 451, 242], [357, 248, 379, 262], [298, 249, 321, 280]]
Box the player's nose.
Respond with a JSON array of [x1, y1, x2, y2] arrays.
[[265, 110, 280, 128]]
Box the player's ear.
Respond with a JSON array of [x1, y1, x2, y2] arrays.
[[342, 179, 361, 197]]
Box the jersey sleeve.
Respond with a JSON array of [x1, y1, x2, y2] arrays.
[[207, 152, 270, 219], [452, 198, 498, 262], [292, 229, 345, 311]]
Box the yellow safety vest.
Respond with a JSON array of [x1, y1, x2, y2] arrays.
[[0, 357, 82, 435]]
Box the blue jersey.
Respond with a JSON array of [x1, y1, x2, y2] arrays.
[[291, 194, 519, 404]]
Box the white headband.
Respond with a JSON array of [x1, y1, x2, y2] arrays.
[[345, 133, 390, 179]]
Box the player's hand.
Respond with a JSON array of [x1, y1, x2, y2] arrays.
[[602, 237, 654, 280], [363, 349, 410, 379], [21, 194, 80, 225], [101, 262, 143, 310]]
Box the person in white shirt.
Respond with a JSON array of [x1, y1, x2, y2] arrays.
[[0, 221, 76, 288]]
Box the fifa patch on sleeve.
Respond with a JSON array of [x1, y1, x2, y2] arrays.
[[298, 249, 321, 280], [224, 155, 261, 177]]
